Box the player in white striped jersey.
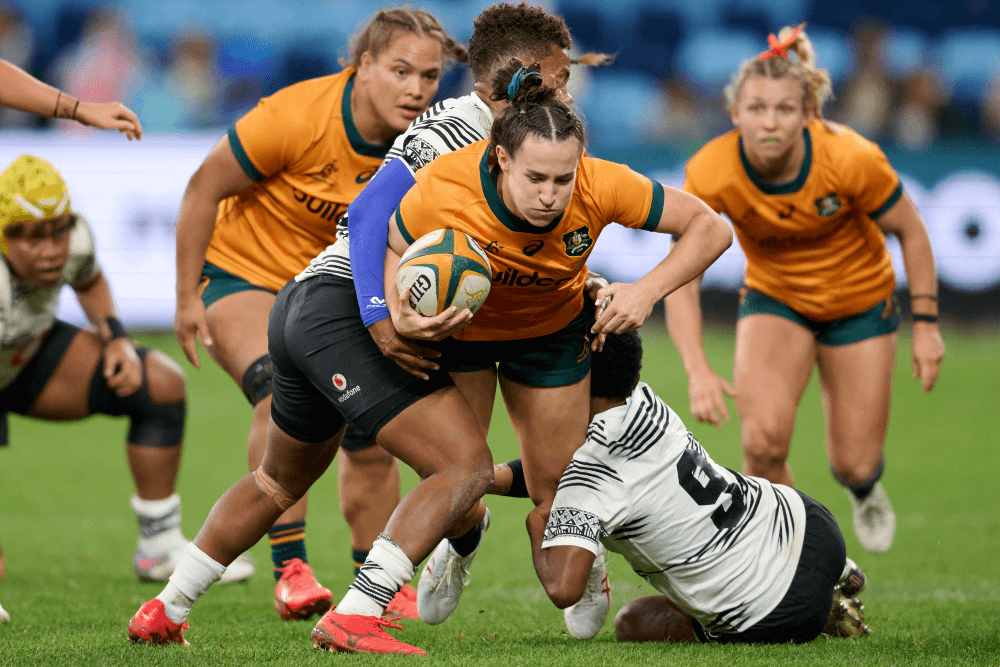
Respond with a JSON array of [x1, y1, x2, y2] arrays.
[[528, 330, 869, 644]]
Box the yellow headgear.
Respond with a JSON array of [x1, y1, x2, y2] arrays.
[[0, 154, 71, 255]]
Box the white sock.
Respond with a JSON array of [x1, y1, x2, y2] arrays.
[[155, 543, 225, 623], [337, 534, 414, 617], [132, 493, 185, 555]]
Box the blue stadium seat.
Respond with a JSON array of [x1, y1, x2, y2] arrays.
[[881, 28, 929, 78], [675, 28, 760, 94], [937, 29, 1000, 101], [578, 71, 657, 148], [805, 28, 854, 83], [611, 6, 683, 78]]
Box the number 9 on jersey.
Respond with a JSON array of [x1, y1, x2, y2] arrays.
[[396, 229, 492, 317]]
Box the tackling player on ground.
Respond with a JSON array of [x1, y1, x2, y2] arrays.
[[528, 330, 870, 644], [169, 7, 465, 619], [0, 155, 247, 626], [665, 24, 944, 553]]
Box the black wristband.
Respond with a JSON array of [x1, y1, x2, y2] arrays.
[[72, 99, 80, 120], [106, 316, 128, 340], [505, 458, 529, 498], [913, 314, 938, 323], [53, 91, 62, 117]]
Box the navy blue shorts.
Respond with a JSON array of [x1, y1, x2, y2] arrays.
[[693, 491, 846, 644]]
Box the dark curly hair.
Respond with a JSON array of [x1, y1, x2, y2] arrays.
[[468, 3, 571, 82], [591, 331, 643, 400], [342, 7, 468, 69], [489, 59, 587, 159]]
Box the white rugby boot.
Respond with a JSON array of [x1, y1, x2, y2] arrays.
[[417, 508, 490, 625], [564, 545, 610, 639], [0, 599, 9, 623], [848, 482, 896, 553], [132, 494, 255, 583]]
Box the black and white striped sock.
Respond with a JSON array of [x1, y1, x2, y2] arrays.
[[337, 534, 415, 617]]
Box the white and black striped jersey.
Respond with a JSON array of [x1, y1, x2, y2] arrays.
[[0, 214, 98, 389], [542, 382, 807, 635], [297, 93, 494, 283]]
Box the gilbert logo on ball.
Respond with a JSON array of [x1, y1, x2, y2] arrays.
[[396, 229, 492, 317], [332, 373, 347, 391]]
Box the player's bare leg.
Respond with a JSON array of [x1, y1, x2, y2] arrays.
[[499, 373, 590, 506], [500, 372, 607, 638], [614, 595, 697, 643], [313, 386, 492, 645], [733, 314, 816, 487], [817, 332, 897, 552], [129, 421, 344, 644], [414, 369, 495, 624], [206, 290, 318, 592], [27, 331, 191, 583]]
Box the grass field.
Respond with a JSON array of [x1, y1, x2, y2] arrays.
[[0, 323, 998, 666]]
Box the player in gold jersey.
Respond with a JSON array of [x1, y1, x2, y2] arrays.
[[386, 65, 731, 629], [665, 25, 945, 554], [169, 8, 466, 620]]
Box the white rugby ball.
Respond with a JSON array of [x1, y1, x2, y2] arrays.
[[396, 229, 492, 316]]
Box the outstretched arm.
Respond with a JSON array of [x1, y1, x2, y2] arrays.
[[875, 192, 944, 392], [173, 135, 254, 369], [0, 60, 142, 139], [665, 273, 736, 427], [527, 502, 596, 609]]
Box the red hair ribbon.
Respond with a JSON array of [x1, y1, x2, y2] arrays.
[[758, 25, 802, 60]]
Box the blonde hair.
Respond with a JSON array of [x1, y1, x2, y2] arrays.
[[341, 7, 468, 69], [724, 24, 833, 118]]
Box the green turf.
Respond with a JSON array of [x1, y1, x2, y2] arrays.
[[0, 324, 998, 666]]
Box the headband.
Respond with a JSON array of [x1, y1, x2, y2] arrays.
[[507, 66, 543, 101], [758, 25, 802, 60]]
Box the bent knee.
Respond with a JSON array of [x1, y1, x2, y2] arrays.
[[143, 350, 186, 404], [741, 419, 792, 466]]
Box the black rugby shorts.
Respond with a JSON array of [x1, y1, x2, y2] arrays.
[[267, 275, 452, 444]]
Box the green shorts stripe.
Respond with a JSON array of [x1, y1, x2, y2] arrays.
[[436, 307, 593, 387], [199, 261, 274, 309], [737, 288, 900, 346]]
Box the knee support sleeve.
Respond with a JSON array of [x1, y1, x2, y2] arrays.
[[87, 347, 185, 448], [241, 354, 273, 406], [253, 465, 297, 511]]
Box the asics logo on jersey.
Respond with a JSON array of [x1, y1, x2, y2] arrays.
[[778, 205, 795, 219], [292, 188, 347, 223], [484, 240, 504, 254], [522, 240, 544, 256], [355, 169, 376, 185], [492, 269, 573, 289]]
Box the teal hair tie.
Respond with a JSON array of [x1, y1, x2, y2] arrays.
[[507, 67, 542, 100]]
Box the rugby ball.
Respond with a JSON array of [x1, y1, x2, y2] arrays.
[[396, 229, 492, 316]]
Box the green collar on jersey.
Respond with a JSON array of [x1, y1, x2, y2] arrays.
[[739, 127, 812, 195], [478, 147, 563, 234], [342, 74, 394, 159]]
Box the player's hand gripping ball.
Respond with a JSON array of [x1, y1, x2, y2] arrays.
[[396, 229, 492, 316]]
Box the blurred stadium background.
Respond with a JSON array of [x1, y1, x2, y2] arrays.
[[0, 0, 998, 326]]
